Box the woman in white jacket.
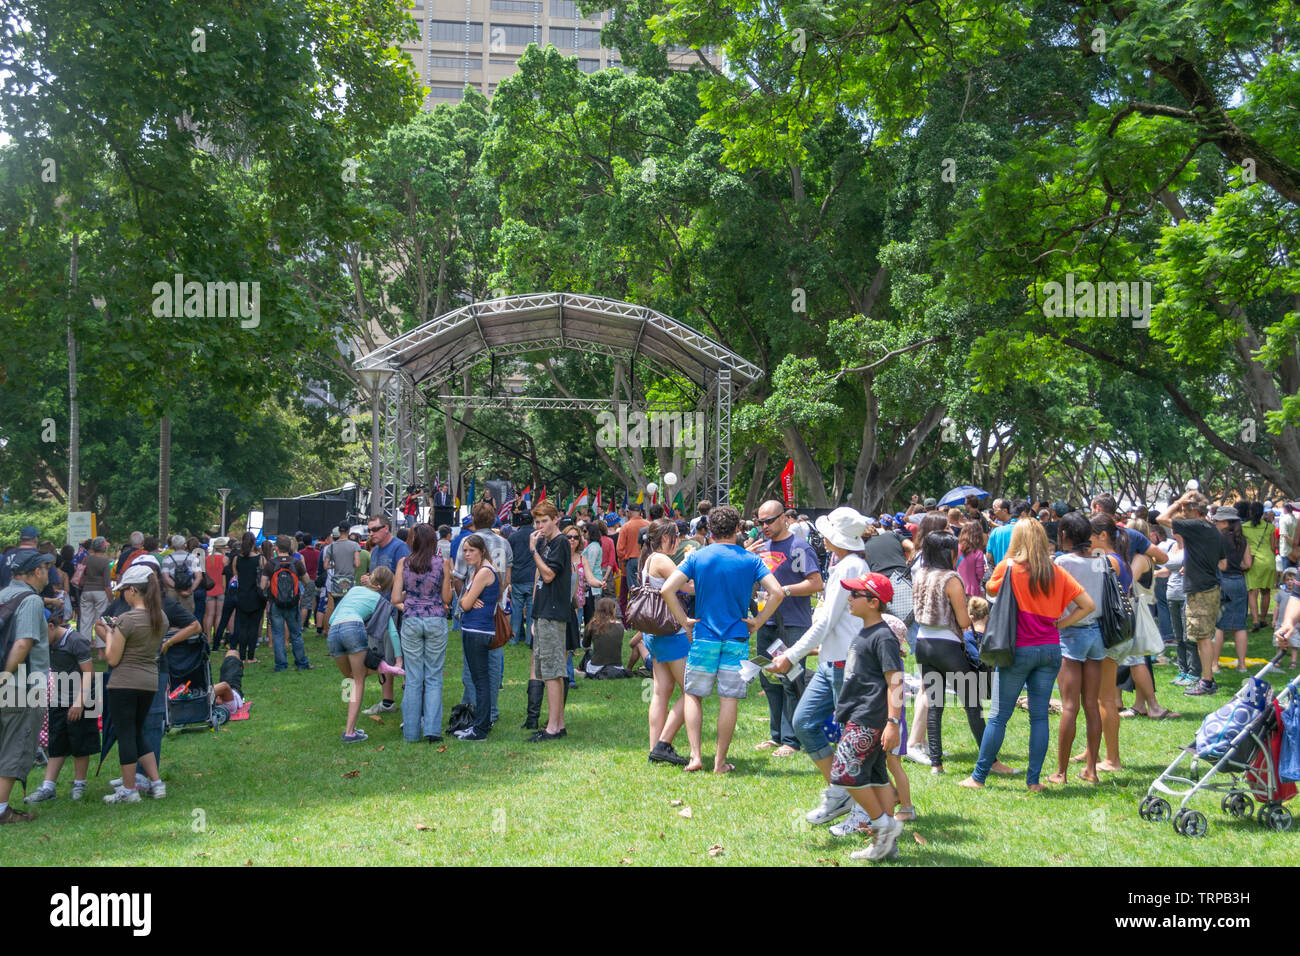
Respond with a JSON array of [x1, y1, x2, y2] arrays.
[[767, 507, 871, 829]]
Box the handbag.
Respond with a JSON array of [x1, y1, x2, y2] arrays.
[[71, 562, 87, 588], [1129, 587, 1165, 657], [491, 600, 513, 650], [1097, 555, 1135, 649], [888, 566, 915, 626], [979, 564, 1018, 668], [626, 581, 679, 636]]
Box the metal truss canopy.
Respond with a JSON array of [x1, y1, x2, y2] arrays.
[[354, 293, 758, 512]]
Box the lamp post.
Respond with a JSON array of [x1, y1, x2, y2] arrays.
[[218, 488, 231, 536], [357, 368, 393, 521], [663, 471, 677, 515], [646, 481, 658, 507]]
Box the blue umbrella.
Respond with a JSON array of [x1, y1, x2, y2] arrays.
[[938, 485, 989, 509]]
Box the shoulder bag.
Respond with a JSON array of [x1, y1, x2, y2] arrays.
[[978, 563, 1018, 668], [1097, 555, 1135, 649], [626, 559, 680, 636]]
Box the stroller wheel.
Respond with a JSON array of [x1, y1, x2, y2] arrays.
[[1222, 792, 1251, 819], [1263, 804, 1292, 832], [213, 706, 230, 726], [1175, 808, 1207, 837], [1146, 797, 1171, 823]]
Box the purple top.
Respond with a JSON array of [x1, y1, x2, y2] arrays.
[[957, 549, 985, 596], [403, 561, 446, 618]]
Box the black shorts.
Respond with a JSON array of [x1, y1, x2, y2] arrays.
[[830, 721, 890, 789], [48, 706, 100, 759], [219, 655, 244, 697]]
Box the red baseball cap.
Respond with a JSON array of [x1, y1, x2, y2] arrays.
[[841, 572, 894, 606]]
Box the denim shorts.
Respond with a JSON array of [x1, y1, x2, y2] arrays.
[[645, 632, 689, 663], [328, 620, 368, 657], [1059, 620, 1106, 662]]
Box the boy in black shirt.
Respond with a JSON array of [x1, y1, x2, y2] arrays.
[[832, 572, 905, 862], [24, 611, 97, 803]]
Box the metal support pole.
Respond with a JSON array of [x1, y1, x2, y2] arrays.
[[715, 368, 731, 505]]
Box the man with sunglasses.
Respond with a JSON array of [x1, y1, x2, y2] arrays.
[[753, 500, 823, 757]]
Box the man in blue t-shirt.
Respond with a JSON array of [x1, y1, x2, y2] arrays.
[[986, 499, 1030, 566], [360, 516, 411, 715], [661, 505, 785, 774], [752, 499, 824, 755]]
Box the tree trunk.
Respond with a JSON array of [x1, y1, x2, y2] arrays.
[[782, 424, 828, 507], [743, 445, 771, 518], [67, 233, 79, 516], [158, 416, 171, 540]]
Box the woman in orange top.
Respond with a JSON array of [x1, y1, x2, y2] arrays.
[[959, 520, 1095, 791], [203, 538, 229, 638]]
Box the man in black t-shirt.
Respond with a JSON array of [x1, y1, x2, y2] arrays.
[[1159, 491, 1227, 696], [528, 501, 571, 741], [508, 515, 536, 647], [831, 572, 905, 863]]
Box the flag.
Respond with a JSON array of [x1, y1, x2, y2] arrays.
[[539, 486, 547, 503], [672, 491, 684, 516], [468, 476, 475, 506], [622, 488, 628, 510], [595, 487, 602, 514], [564, 491, 576, 516], [780, 458, 795, 508], [497, 488, 516, 523], [571, 487, 589, 515], [636, 490, 644, 505]]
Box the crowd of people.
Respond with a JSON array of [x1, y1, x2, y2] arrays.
[[3, 486, 1298, 864]]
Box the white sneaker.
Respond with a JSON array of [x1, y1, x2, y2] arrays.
[[850, 815, 903, 861], [23, 787, 56, 804], [103, 786, 142, 804], [829, 803, 871, 837], [904, 748, 931, 766], [148, 781, 167, 800], [805, 786, 855, 825], [362, 700, 397, 716], [71, 782, 88, 801], [110, 773, 151, 790]]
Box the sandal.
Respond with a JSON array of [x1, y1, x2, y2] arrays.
[[1119, 707, 1145, 718], [754, 740, 778, 751], [1148, 709, 1182, 720], [895, 806, 918, 822]]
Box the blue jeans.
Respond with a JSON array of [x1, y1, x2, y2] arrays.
[[792, 660, 844, 760], [461, 629, 494, 735], [510, 582, 533, 646], [972, 642, 1062, 786], [461, 641, 502, 724], [269, 603, 309, 670], [400, 615, 448, 741]]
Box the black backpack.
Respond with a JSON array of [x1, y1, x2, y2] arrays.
[[269, 558, 300, 609], [0, 590, 39, 672], [170, 553, 194, 592], [446, 703, 475, 735]]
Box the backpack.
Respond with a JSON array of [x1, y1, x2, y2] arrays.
[[0, 590, 40, 673], [170, 553, 194, 592], [446, 702, 475, 735], [269, 558, 300, 608]]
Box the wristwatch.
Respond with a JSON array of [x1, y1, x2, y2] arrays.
[[782, 586, 792, 598], [886, 717, 900, 726]]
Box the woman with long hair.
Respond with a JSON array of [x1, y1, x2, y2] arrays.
[[912, 532, 1010, 776], [231, 532, 266, 663], [1119, 519, 1180, 720], [391, 523, 454, 743], [203, 537, 227, 638], [960, 520, 1094, 792], [1050, 512, 1107, 784], [1213, 505, 1253, 671], [957, 520, 987, 598], [102, 567, 168, 803], [1242, 501, 1275, 631], [581, 522, 608, 628], [457, 535, 500, 741], [640, 518, 693, 765]]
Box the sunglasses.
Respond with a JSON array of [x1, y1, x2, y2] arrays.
[[846, 589, 879, 600], [367, 527, 384, 534], [757, 515, 782, 525]]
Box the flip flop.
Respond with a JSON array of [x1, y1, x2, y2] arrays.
[[1119, 708, 1145, 718], [714, 763, 736, 773], [1148, 709, 1182, 720]]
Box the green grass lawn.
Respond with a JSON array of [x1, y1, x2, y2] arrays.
[[8, 625, 1299, 866]]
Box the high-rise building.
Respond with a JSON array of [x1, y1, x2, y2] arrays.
[[401, 0, 717, 104]]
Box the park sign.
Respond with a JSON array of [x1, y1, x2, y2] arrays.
[[67, 511, 95, 546]]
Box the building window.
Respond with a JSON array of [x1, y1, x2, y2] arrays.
[[490, 0, 540, 11], [428, 20, 483, 43], [578, 58, 600, 72], [575, 28, 600, 48], [490, 23, 538, 46], [427, 85, 465, 100], [428, 55, 481, 70], [550, 0, 576, 18], [490, 56, 520, 66]]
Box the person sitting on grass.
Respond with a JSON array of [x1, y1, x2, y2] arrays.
[[830, 572, 906, 862], [327, 565, 401, 744], [24, 609, 97, 804], [581, 597, 630, 679], [212, 648, 246, 717]]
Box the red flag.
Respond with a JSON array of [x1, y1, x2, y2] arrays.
[[538, 486, 547, 503], [780, 458, 795, 508]]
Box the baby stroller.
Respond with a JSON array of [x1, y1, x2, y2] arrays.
[[163, 632, 227, 733], [1139, 651, 1300, 837]]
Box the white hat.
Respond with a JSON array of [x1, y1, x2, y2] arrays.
[[113, 563, 156, 592], [134, 554, 161, 570], [814, 507, 870, 551]]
